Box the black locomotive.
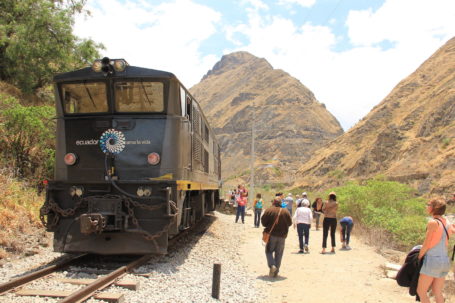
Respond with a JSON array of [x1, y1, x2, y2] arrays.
[[41, 58, 221, 255]]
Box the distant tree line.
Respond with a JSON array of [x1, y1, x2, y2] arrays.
[[0, 0, 103, 94]]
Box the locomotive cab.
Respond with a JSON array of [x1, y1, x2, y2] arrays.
[[41, 58, 221, 255]]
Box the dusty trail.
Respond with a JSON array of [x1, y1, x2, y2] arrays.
[[239, 213, 417, 303]]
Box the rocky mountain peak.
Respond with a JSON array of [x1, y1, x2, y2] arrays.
[[191, 51, 343, 185], [202, 51, 272, 80]]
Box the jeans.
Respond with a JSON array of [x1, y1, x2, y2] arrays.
[[297, 223, 311, 250], [235, 205, 245, 223], [322, 217, 337, 248], [340, 221, 354, 245], [313, 212, 322, 229], [265, 235, 286, 270], [254, 208, 262, 227]]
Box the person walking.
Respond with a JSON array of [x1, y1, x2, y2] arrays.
[[321, 192, 338, 254], [253, 193, 264, 228], [293, 199, 313, 253], [284, 193, 294, 215], [235, 192, 247, 224], [261, 198, 292, 277], [339, 216, 354, 249], [417, 198, 453, 303], [312, 197, 324, 230]]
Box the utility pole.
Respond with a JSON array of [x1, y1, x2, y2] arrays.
[[250, 102, 255, 206]]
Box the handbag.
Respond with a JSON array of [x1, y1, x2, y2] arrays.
[[262, 208, 282, 245]]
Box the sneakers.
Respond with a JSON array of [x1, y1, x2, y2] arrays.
[[346, 245, 351, 250], [298, 249, 304, 254], [269, 265, 277, 277], [304, 245, 309, 253], [342, 242, 346, 249]]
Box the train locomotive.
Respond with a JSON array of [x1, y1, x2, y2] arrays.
[[40, 57, 221, 255]]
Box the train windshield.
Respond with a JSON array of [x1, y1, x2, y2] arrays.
[[61, 82, 108, 114], [114, 81, 164, 113]]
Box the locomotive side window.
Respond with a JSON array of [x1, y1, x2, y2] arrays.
[[61, 82, 108, 113], [115, 81, 164, 112], [180, 86, 186, 117]]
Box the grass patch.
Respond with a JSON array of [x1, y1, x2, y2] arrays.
[[0, 172, 43, 258]]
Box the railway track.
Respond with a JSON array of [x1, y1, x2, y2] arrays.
[[0, 216, 213, 302], [0, 254, 151, 302]]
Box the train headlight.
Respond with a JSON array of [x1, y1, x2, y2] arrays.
[[147, 153, 160, 165], [69, 186, 84, 197], [92, 59, 102, 72], [143, 187, 152, 197], [113, 59, 127, 72], [64, 153, 77, 165], [137, 187, 152, 197]]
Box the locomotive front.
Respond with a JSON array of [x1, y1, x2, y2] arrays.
[[41, 58, 216, 255]]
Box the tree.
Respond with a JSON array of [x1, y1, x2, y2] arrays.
[[0, 0, 104, 94]]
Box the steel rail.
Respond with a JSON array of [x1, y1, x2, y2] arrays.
[[59, 254, 151, 303], [0, 254, 86, 295]]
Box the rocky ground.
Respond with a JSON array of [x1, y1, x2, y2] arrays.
[[0, 211, 454, 302]]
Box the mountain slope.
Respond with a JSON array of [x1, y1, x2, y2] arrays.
[[293, 37, 455, 194], [190, 51, 343, 184]]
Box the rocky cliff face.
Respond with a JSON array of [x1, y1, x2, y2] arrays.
[[190, 51, 343, 185], [294, 37, 455, 194]]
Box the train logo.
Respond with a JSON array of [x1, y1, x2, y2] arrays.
[[99, 129, 126, 154]]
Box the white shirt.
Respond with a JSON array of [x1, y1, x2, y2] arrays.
[[293, 207, 313, 224]]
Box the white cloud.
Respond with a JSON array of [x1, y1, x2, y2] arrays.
[[73, 0, 221, 87], [277, 0, 316, 8], [225, 0, 455, 130], [240, 0, 269, 11]]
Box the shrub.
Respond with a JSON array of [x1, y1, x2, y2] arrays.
[[0, 94, 55, 184], [330, 180, 426, 248]]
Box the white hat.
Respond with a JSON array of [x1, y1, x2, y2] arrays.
[[302, 192, 307, 196], [288, 193, 292, 196]]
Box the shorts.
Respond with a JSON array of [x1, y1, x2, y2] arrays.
[[420, 255, 451, 278]]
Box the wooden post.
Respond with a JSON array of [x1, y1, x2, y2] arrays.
[[212, 263, 221, 299]]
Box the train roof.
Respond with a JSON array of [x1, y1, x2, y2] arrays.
[[53, 65, 177, 82]]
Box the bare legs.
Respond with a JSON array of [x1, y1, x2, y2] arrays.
[[417, 273, 446, 303]]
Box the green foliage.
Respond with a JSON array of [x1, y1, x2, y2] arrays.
[[327, 169, 345, 180], [441, 137, 451, 149], [0, 0, 104, 93], [331, 180, 427, 247], [0, 94, 55, 182]]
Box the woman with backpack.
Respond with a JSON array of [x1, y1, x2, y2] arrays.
[[417, 198, 454, 303], [253, 193, 264, 228]]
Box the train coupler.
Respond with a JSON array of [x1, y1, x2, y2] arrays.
[[80, 213, 106, 234]]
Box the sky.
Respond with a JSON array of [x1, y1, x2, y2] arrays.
[[73, 0, 455, 130]]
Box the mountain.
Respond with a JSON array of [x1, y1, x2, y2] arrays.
[[293, 37, 455, 194], [190, 51, 343, 185]]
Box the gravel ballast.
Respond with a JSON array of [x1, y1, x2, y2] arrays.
[[0, 211, 268, 303]]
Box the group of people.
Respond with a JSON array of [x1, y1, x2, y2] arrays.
[[228, 186, 455, 302], [258, 191, 354, 277]]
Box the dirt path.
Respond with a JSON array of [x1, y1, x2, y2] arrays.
[[239, 213, 417, 303]]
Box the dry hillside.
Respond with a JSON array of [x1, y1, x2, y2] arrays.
[[190, 52, 343, 185], [293, 37, 455, 194]]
